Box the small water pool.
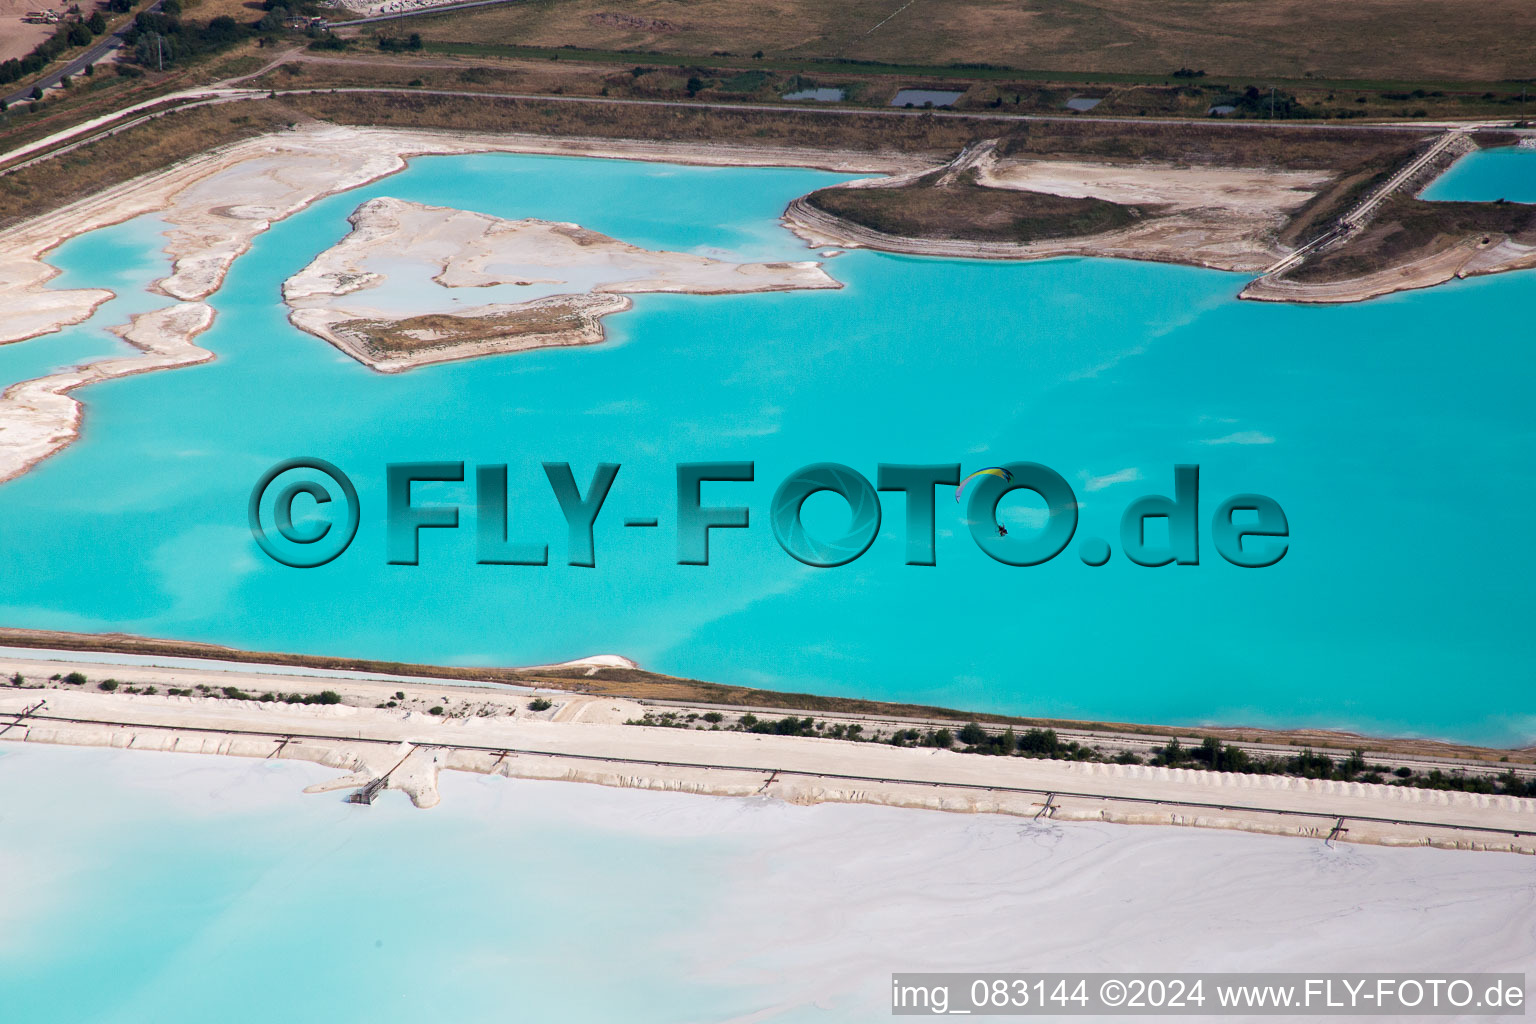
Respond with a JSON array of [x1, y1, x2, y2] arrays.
[[890, 88, 963, 107], [783, 87, 845, 102], [1065, 97, 1102, 111], [1421, 145, 1536, 203]]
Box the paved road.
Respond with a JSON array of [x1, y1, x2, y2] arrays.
[[2, 1, 163, 108]]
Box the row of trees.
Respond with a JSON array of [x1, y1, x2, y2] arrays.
[[123, 0, 343, 71], [124, 9, 249, 69], [617, 710, 1533, 798], [1150, 735, 1533, 797]]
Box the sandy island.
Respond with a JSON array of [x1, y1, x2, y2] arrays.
[[284, 196, 838, 371]]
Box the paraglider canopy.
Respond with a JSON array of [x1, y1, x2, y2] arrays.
[[955, 466, 1014, 502]]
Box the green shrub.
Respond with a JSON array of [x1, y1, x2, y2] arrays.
[[1017, 728, 1061, 755]]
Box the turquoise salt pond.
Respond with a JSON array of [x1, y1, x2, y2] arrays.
[[1421, 144, 1536, 203], [889, 89, 964, 107], [1, 152, 1533, 745]]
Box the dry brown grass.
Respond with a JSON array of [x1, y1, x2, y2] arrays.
[[286, 88, 1421, 170], [406, 0, 1536, 81], [1, 82, 1422, 233], [0, 99, 306, 229], [179, 0, 270, 25], [252, 51, 593, 94], [806, 168, 1144, 242], [267, 48, 1533, 123], [1276, 158, 1397, 247], [1291, 192, 1536, 282], [341, 303, 594, 353], [0, 39, 269, 157]]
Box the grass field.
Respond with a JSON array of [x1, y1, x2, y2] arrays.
[[402, 0, 1536, 82], [279, 89, 1423, 169], [283, 45, 1533, 123]]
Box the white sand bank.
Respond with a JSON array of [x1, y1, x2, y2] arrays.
[[1242, 234, 1536, 302], [784, 142, 1337, 273], [980, 158, 1331, 213], [0, 302, 214, 482]]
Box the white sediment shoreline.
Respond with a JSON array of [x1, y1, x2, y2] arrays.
[[0, 123, 908, 483], [0, 302, 215, 482], [784, 143, 1334, 273], [2, 656, 1531, 854], [1240, 233, 1536, 302]]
